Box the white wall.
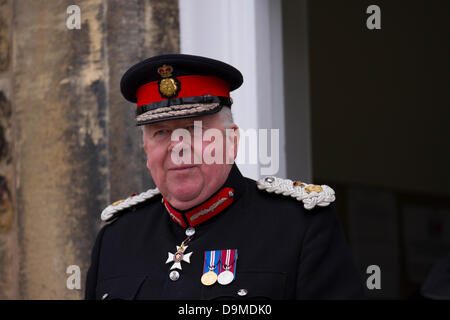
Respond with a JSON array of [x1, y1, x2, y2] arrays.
[[178, 0, 286, 180]]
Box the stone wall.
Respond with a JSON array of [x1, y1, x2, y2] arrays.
[[0, 0, 17, 300], [0, 0, 179, 299]]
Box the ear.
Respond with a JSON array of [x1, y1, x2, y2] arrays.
[[225, 124, 240, 162], [232, 124, 240, 159], [141, 127, 151, 168], [143, 143, 151, 170]]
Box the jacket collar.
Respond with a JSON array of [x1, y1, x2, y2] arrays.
[[162, 164, 245, 228]]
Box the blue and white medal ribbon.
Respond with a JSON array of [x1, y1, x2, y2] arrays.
[[201, 250, 221, 286]]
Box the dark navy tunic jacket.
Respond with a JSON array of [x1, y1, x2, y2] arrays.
[[85, 165, 365, 300]]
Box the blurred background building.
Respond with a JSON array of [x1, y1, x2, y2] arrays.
[[0, 0, 448, 299]]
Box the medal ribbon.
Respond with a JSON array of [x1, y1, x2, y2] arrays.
[[219, 249, 238, 279], [203, 250, 221, 275]]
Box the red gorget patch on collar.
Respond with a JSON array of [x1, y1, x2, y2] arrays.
[[163, 187, 235, 228]]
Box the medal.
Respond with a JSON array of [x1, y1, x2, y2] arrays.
[[217, 269, 234, 285], [166, 237, 193, 270], [217, 249, 238, 285], [201, 250, 221, 286], [201, 271, 218, 286]]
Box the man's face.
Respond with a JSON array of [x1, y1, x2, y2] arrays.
[[142, 112, 239, 210]]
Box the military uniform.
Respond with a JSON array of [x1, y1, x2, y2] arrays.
[[85, 54, 365, 300], [85, 164, 364, 300]]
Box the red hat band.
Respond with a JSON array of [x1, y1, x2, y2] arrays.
[[136, 75, 231, 108]]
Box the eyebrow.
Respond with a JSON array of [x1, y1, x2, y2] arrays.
[[147, 123, 167, 131], [147, 120, 192, 131]]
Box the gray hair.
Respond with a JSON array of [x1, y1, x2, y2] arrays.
[[218, 106, 234, 129]]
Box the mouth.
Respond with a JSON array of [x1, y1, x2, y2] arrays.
[[168, 165, 197, 172]]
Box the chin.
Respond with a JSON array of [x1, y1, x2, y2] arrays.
[[168, 183, 203, 202]]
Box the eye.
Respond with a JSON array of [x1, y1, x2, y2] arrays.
[[186, 124, 203, 136], [154, 129, 169, 137]]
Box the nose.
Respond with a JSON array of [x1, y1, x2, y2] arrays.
[[168, 135, 193, 163], [168, 135, 190, 152]]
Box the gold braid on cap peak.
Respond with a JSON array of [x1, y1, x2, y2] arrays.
[[136, 103, 220, 124]]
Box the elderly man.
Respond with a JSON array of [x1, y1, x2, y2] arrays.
[[85, 54, 364, 300]]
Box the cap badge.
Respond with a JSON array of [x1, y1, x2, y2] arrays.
[[158, 64, 173, 77], [158, 64, 180, 98]]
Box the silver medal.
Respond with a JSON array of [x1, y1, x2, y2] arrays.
[[217, 270, 234, 285]]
